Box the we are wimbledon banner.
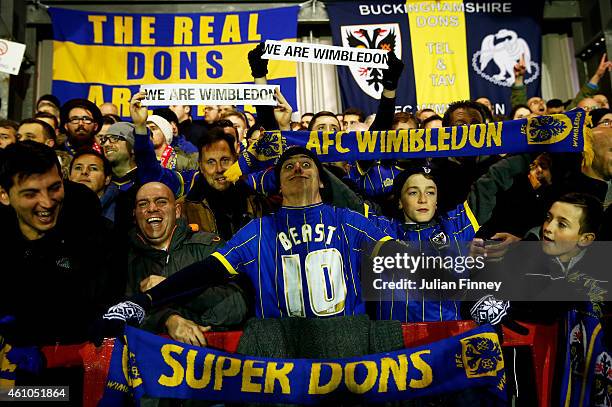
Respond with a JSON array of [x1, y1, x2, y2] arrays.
[[48, 6, 299, 118]]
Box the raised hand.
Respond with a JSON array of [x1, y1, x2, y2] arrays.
[[590, 53, 612, 85], [248, 42, 269, 79], [382, 51, 404, 91], [273, 88, 293, 130], [130, 91, 149, 129], [513, 54, 526, 85]]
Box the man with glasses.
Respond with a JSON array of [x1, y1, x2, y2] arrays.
[[590, 108, 612, 129], [60, 98, 103, 155], [100, 122, 138, 192], [101, 93, 183, 198]]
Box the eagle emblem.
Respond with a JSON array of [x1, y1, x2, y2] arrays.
[[241, 130, 288, 170], [472, 29, 539, 87], [521, 114, 572, 144], [460, 333, 504, 378], [593, 351, 612, 407], [341, 24, 402, 99], [569, 321, 587, 375], [430, 231, 449, 250]]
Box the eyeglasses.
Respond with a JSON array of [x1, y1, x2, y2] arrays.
[[597, 119, 612, 128], [68, 116, 94, 124], [99, 135, 125, 144]]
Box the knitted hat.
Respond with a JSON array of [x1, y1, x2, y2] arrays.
[[147, 115, 173, 145], [105, 122, 136, 146]]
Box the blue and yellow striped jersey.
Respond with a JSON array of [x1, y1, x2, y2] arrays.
[[369, 201, 480, 322], [213, 203, 390, 318]]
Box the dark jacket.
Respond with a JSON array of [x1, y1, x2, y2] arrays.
[[561, 171, 608, 203], [0, 181, 125, 345], [477, 175, 558, 238], [182, 173, 270, 241], [127, 219, 249, 332]]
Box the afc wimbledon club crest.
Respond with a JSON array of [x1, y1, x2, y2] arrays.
[[459, 333, 504, 378], [473, 29, 539, 87], [341, 24, 402, 99], [521, 114, 572, 144], [593, 352, 612, 407], [569, 321, 587, 375]]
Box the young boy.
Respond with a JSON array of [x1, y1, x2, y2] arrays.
[[370, 153, 533, 322], [518, 193, 607, 307]]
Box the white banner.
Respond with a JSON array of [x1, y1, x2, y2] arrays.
[[0, 39, 26, 75], [262, 40, 389, 69], [139, 84, 278, 106]]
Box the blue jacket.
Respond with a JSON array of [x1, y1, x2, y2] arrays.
[[171, 134, 198, 155], [134, 128, 183, 197]]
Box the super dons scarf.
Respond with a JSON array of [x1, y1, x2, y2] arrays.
[[99, 325, 506, 404], [225, 109, 589, 182]]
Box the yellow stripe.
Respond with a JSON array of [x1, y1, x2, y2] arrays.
[[176, 171, 185, 198], [578, 323, 602, 406], [211, 252, 239, 275], [406, 0, 470, 108], [463, 200, 480, 232], [364, 203, 370, 218], [257, 218, 265, 318], [371, 236, 392, 257], [52, 40, 296, 85]]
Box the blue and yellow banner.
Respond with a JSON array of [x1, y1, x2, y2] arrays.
[[231, 110, 587, 178], [326, 1, 543, 117], [48, 6, 299, 118], [100, 325, 505, 404]]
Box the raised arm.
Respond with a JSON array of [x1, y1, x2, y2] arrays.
[[249, 43, 278, 130], [130, 91, 183, 197], [510, 55, 528, 108], [369, 51, 404, 131], [567, 53, 612, 109]]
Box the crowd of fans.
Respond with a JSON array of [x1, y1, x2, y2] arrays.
[[0, 43, 611, 405]]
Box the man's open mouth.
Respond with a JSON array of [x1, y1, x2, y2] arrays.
[[147, 217, 163, 225]]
